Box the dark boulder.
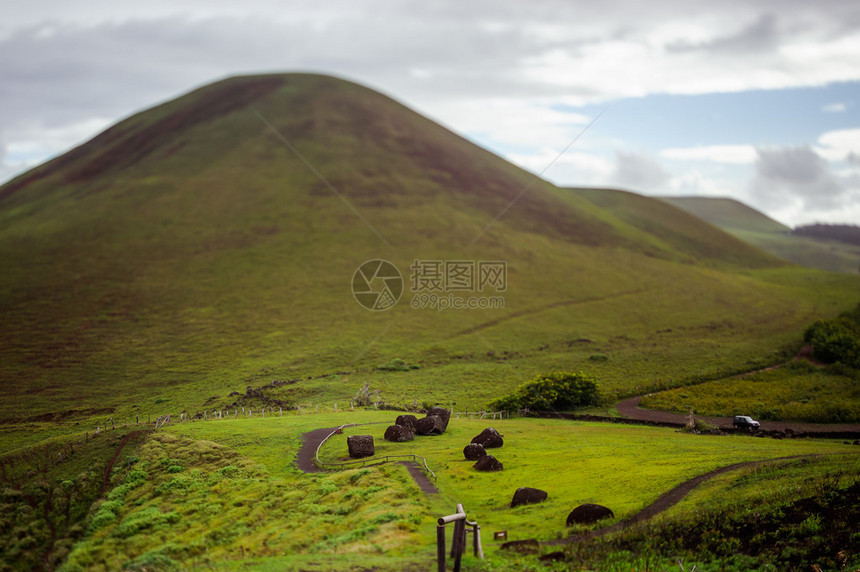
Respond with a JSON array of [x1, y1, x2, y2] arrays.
[[384, 424, 414, 442], [500, 539, 540, 553], [539, 552, 566, 563], [395, 414, 418, 430], [463, 443, 486, 461], [471, 427, 503, 448], [511, 487, 548, 508], [566, 503, 614, 525], [473, 455, 503, 472], [415, 415, 445, 436], [426, 407, 451, 430], [347, 435, 375, 458]]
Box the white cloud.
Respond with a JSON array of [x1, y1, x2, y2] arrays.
[[2, 0, 860, 227], [750, 145, 848, 213], [821, 102, 848, 113], [661, 145, 758, 164], [815, 128, 860, 162], [506, 150, 614, 186], [610, 151, 672, 192]]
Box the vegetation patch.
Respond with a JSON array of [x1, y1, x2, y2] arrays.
[[489, 371, 600, 412], [641, 356, 860, 423], [545, 455, 860, 571]]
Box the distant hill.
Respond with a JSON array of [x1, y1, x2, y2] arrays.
[[661, 196, 860, 274], [1, 73, 858, 421], [658, 196, 790, 234], [792, 223, 860, 247], [569, 189, 782, 268]]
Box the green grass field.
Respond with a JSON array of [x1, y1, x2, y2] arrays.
[[640, 361, 860, 423], [2, 411, 840, 571]]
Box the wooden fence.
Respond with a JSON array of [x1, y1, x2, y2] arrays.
[[313, 422, 437, 482]]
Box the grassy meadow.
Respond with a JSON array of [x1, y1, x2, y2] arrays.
[[640, 360, 860, 423], [0, 410, 844, 571]]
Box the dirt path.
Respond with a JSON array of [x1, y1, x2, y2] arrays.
[[296, 427, 438, 493], [616, 396, 860, 434], [100, 430, 147, 496], [399, 461, 439, 494], [545, 454, 823, 546], [295, 427, 335, 473]]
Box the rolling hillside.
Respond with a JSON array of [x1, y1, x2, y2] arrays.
[[661, 196, 860, 274], [1, 73, 858, 426]]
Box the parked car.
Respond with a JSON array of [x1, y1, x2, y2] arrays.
[[733, 415, 760, 429]]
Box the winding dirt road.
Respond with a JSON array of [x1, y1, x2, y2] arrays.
[[296, 427, 438, 494], [544, 454, 824, 546], [616, 396, 860, 434]]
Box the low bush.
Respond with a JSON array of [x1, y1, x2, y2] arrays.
[[489, 371, 599, 412], [804, 303, 860, 368]]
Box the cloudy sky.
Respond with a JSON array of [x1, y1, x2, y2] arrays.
[[3, 0, 859, 227]]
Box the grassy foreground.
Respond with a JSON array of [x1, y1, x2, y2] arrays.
[[4, 410, 844, 571]]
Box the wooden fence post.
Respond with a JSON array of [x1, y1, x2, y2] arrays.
[[436, 525, 446, 572]]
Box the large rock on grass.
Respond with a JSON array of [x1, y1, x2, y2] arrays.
[[384, 424, 414, 442], [426, 407, 451, 430], [471, 427, 503, 448], [473, 455, 503, 472], [463, 443, 486, 461], [395, 414, 418, 430], [415, 415, 445, 436], [566, 503, 613, 525], [347, 435, 375, 458], [511, 487, 548, 508], [500, 539, 540, 553]]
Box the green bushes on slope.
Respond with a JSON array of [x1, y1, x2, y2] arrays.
[[488, 371, 599, 412], [804, 303, 860, 368]]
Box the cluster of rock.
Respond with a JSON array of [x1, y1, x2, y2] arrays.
[[464, 427, 504, 471], [346, 407, 452, 459], [381, 407, 451, 444]]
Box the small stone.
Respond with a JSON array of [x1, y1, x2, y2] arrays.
[[463, 443, 486, 461], [510, 487, 548, 508], [426, 407, 451, 430], [473, 455, 503, 472], [384, 425, 414, 442], [500, 539, 540, 553], [395, 414, 418, 430], [566, 503, 614, 525], [471, 427, 503, 448], [415, 415, 445, 436], [347, 435, 374, 458]]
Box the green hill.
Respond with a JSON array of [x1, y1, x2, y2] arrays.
[[1, 73, 858, 427], [661, 196, 860, 274]]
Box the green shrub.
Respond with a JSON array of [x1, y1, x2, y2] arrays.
[[804, 303, 860, 367], [112, 508, 179, 539], [489, 371, 600, 412], [377, 358, 419, 371]]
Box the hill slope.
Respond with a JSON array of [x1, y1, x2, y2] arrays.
[[661, 196, 860, 274], [1, 73, 858, 424]]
